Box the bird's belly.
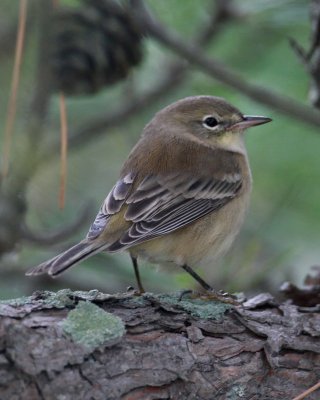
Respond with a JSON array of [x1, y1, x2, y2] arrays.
[[130, 194, 249, 269]]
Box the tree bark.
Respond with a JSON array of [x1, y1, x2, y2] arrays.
[[0, 290, 319, 400]]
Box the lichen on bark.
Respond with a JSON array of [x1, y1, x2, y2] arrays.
[[62, 300, 125, 349]]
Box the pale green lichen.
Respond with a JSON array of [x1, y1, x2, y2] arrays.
[[0, 289, 98, 309], [0, 296, 32, 306], [62, 301, 125, 350], [129, 295, 149, 306], [227, 385, 246, 399], [153, 293, 232, 320], [43, 289, 76, 308], [42, 289, 105, 308]]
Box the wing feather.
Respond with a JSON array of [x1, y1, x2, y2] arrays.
[[90, 172, 243, 251], [87, 172, 135, 239]]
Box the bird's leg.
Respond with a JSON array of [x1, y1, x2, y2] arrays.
[[180, 264, 239, 305], [181, 264, 212, 291], [130, 255, 145, 294]]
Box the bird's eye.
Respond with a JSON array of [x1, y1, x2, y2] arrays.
[[203, 116, 218, 129]]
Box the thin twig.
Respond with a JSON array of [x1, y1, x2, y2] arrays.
[[292, 381, 320, 400], [0, 7, 34, 61], [134, 0, 320, 129], [1, 0, 28, 178], [290, 1, 320, 109], [289, 37, 309, 67], [197, 0, 241, 45], [59, 93, 68, 209]]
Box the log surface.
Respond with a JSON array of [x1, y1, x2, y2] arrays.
[[0, 290, 319, 400]]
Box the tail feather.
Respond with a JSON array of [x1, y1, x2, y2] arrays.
[[26, 240, 105, 277]]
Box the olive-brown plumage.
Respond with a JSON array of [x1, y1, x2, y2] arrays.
[[27, 96, 271, 293]]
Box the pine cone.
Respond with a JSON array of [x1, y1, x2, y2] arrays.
[[50, 0, 143, 96]]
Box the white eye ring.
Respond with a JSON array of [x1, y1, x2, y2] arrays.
[[202, 115, 219, 130]]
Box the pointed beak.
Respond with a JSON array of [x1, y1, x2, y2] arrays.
[[232, 115, 272, 130]]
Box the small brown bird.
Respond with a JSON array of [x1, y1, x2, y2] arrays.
[[27, 96, 271, 296]]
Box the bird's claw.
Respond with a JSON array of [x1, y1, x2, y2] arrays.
[[178, 288, 241, 305]]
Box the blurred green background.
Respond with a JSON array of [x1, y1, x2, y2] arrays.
[[0, 0, 319, 300]]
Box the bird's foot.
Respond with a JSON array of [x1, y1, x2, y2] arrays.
[[178, 288, 241, 305], [177, 289, 194, 301], [201, 288, 241, 305], [126, 286, 145, 296]]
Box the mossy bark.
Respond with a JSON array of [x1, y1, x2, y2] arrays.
[[0, 290, 319, 400]]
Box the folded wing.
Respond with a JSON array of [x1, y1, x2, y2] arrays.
[[87, 171, 242, 251]]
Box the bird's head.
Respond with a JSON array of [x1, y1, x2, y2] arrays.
[[151, 95, 272, 153]]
